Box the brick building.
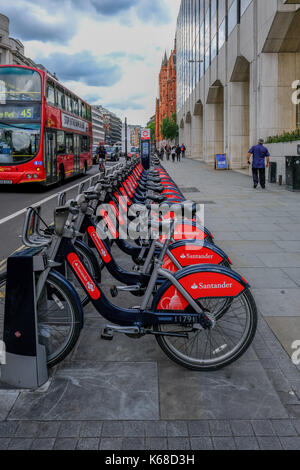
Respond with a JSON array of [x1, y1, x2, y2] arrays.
[[155, 46, 177, 145]]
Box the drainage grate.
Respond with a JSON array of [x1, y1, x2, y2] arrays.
[[179, 187, 200, 193]]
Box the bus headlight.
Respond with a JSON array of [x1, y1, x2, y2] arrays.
[[26, 174, 32, 179]]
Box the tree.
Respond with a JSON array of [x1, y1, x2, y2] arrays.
[[146, 121, 155, 141], [161, 113, 179, 141]]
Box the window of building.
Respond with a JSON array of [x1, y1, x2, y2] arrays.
[[228, 0, 238, 36], [46, 82, 55, 105], [56, 131, 66, 154], [65, 134, 73, 154], [73, 99, 79, 116], [204, 4, 210, 71], [240, 0, 252, 17], [81, 102, 87, 119]]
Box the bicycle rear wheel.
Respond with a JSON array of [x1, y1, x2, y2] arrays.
[[0, 271, 81, 368], [156, 289, 257, 371]]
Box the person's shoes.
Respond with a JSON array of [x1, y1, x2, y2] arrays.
[[253, 184, 258, 189]]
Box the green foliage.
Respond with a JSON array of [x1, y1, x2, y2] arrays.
[[146, 121, 155, 141], [266, 128, 300, 144], [161, 113, 179, 141]]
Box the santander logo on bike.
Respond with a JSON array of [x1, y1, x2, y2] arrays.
[[67, 253, 101, 300], [190, 281, 233, 290], [180, 253, 213, 260], [87, 226, 111, 263]]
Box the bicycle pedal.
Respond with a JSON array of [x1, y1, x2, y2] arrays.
[[101, 327, 114, 341], [110, 286, 118, 298]]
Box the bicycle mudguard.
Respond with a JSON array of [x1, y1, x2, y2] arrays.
[[74, 239, 103, 280], [159, 221, 213, 243], [51, 270, 84, 329], [162, 240, 231, 271], [153, 265, 249, 311]]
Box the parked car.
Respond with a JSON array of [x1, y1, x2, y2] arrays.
[[105, 145, 120, 162]]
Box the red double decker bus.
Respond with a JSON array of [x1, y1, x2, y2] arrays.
[[0, 64, 93, 186]]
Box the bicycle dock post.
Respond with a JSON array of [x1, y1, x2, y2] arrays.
[[1, 248, 48, 389]]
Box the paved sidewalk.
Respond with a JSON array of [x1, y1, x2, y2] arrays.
[[0, 158, 300, 450]]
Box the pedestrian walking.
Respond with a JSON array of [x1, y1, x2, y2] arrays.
[[176, 145, 181, 162], [160, 147, 165, 161], [171, 146, 176, 163], [181, 143, 186, 159], [247, 139, 270, 189], [165, 144, 171, 161]]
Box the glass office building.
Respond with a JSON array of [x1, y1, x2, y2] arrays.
[[176, 0, 300, 175]]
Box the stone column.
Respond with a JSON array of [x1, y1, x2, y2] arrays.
[[191, 113, 203, 160], [184, 122, 192, 158], [227, 81, 250, 169]]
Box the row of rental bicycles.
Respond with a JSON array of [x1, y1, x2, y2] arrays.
[[0, 156, 258, 372]]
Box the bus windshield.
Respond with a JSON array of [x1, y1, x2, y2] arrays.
[[0, 67, 42, 102], [0, 123, 41, 165]]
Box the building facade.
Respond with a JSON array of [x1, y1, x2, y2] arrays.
[[91, 106, 105, 145], [155, 47, 177, 144], [176, 0, 300, 168], [0, 13, 36, 67]]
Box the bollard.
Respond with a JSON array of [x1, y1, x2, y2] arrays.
[[1, 248, 48, 389]]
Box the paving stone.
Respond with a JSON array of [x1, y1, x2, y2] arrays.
[[213, 437, 236, 450], [293, 419, 300, 434], [280, 437, 300, 450], [0, 421, 18, 437], [159, 361, 287, 420], [230, 420, 254, 436], [0, 391, 19, 421], [8, 438, 33, 450], [80, 421, 103, 438], [251, 420, 275, 436], [76, 438, 100, 450], [145, 421, 167, 437], [15, 421, 39, 437], [31, 439, 55, 450], [167, 421, 189, 437], [286, 405, 300, 418], [266, 369, 292, 393], [58, 421, 81, 438], [99, 438, 123, 450], [271, 420, 298, 436], [122, 437, 144, 450], [167, 438, 190, 450], [257, 436, 282, 450], [188, 421, 210, 436], [145, 438, 168, 450], [123, 421, 145, 437], [190, 437, 213, 450], [234, 437, 259, 450], [8, 363, 159, 421], [36, 422, 60, 438], [209, 421, 232, 436], [102, 421, 124, 437], [53, 438, 78, 450], [0, 438, 10, 450]]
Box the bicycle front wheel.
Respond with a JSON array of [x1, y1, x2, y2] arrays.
[[156, 289, 257, 371], [0, 271, 81, 368]]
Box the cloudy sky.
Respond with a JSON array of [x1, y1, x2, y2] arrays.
[[1, 0, 181, 125]]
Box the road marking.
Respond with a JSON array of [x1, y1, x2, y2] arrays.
[[0, 244, 26, 271], [0, 173, 100, 227]]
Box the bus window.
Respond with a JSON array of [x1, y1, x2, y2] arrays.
[[66, 95, 72, 113], [47, 82, 55, 105], [56, 88, 65, 109], [81, 102, 87, 119], [73, 99, 79, 116], [57, 131, 65, 154], [65, 134, 73, 153]]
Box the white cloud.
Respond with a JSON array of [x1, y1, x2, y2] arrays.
[[2, 0, 181, 125]]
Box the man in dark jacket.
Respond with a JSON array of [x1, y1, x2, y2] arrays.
[[176, 145, 182, 162], [247, 139, 270, 189]]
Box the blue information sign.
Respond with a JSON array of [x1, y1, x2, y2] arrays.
[[216, 154, 228, 170]]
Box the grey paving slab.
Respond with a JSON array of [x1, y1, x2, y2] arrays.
[[76, 438, 100, 450], [0, 391, 19, 420], [31, 438, 55, 450], [53, 438, 78, 450], [8, 438, 33, 450], [258, 253, 300, 268], [228, 253, 267, 268], [230, 420, 254, 436], [280, 437, 300, 450], [253, 289, 300, 317], [122, 437, 145, 450], [0, 421, 18, 437], [213, 437, 236, 450], [0, 438, 10, 450], [265, 317, 300, 357], [239, 268, 299, 289], [275, 241, 300, 253], [79, 421, 103, 438], [257, 436, 282, 450], [271, 419, 298, 436], [99, 438, 123, 450], [7, 362, 159, 421], [167, 437, 191, 450], [220, 240, 281, 255], [238, 231, 283, 241], [145, 437, 168, 450], [235, 436, 260, 450], [167, 421, 189, 437], [145, 421, 167, 437], [283, 268, 300, 287], [188, 420, 210, 436], [190, 437, 213, 450], [158, 361, 288, 420]]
